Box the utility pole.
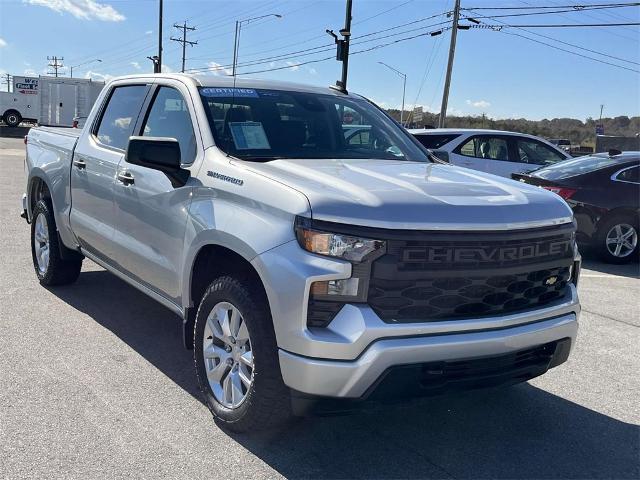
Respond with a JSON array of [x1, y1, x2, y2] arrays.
[[2, 73, 11, 92], [47, 56, 64, 77], [171, 22, 197, 73], [438, 0, 461, 128], [147, 56, 160, 73], [327, 0, 353, 92], [599, 104, 604, 123], [157, 0, 163, 73]]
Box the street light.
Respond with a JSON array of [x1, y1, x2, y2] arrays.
[[70, 59, 102, 78], [232, 13, 282, 76], [378, 61, 407, 126]]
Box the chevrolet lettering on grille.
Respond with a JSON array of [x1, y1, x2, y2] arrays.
[[402, 240, 572, 264]]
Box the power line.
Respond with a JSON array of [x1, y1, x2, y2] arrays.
[[496, 29, 640, 72], [185, 17, 452, 75], [468, 21, 640, 27], [463, 13, 639, 64], [233, 24, 453, 76], [462, 2, 640, 10], [517, 0, 640, 41], [171, 21, 197, 72], [466, 4, 640, 18]]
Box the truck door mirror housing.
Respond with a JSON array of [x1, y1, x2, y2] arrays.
[[429, 149, 449, 163], [125, 136, 190, 187]]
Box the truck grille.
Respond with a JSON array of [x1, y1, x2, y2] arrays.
[[368, 225, 575, 323]]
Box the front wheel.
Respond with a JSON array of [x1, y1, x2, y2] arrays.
[[595, 215, 639, 264], [30, 200, 82, 285], [194, 276, 291, 432]]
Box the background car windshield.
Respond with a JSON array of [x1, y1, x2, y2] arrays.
[[199, 87, 428, 162], [414, 133, 460, 149], [533, 154, 620, 180]]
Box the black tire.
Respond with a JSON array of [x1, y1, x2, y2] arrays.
[[30, 200, 82, 286], [3, 110, 22, 127], [194, 276, 291, 432], [594, 214, 639, 264]]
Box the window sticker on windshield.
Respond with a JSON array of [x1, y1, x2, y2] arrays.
[[229, 122, 271, 150], [200, 87, 259, 98]]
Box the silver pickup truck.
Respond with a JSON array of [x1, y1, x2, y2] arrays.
[[22, 74, 581, 432]]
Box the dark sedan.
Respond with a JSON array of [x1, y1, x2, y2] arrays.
[[513, 151, 639, 264]]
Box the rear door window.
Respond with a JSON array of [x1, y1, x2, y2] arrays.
[[516, 138, 566, 165], [615, 165, 640, 184], [95, 85, 148, 150], [457, 136, 510, 161]]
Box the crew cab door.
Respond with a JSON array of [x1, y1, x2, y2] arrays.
[[110, 83, 201, 305], [70, 84, 150, 259]]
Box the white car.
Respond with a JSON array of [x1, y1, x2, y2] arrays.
[[409, 128, 571, 178]]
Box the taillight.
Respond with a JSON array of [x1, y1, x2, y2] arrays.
[[24, 135, 28, 145], [543, 186, 577, 200], [72, 120, 78, 128]]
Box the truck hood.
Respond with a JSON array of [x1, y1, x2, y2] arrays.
[[243, 159, 574, 230]]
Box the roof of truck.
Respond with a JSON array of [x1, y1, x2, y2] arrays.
[[108, 73, 349, 96]]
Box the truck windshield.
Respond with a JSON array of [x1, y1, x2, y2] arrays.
[[199, 87, 429, 162]]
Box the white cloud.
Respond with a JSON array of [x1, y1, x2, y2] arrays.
[[24, 0, 125, 21], [130, 61, 141, 70], [286, 61, 300, 71], [203, 62, 232, 76], [84, 70, 113, 82], [161, 64, 173, 73], [466, 99, 491, 109], [307, 67, 317, 75], [0, 38, 7, 48], [24, 68, 37, 76], [145, 30, 153, 35]]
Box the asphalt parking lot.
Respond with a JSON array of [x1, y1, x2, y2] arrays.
[[1, 136, 638, 479]]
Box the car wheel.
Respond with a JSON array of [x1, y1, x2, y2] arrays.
[[194, 276, 291, 432], [595, 215, 639, 264], [4, 110, 22, 127], [31, 200, 83, 286]]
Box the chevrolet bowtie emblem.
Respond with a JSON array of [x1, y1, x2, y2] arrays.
[[544, 276, 558, 286]]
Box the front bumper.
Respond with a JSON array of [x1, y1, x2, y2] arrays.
[[252, 240, 580, 399], [279, 313, 577, 398]]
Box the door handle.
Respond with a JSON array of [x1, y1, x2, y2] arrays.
[[73, 158, 86, 169], [117, 171, 135, 186]]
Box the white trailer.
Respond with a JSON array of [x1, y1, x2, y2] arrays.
[[0, 75, 104, 127]]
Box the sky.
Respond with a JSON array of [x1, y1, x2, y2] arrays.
[[0, 0, 638, 121]]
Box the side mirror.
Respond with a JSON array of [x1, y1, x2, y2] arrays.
[[429, 149, 449, 163], [125, 136, 190, 187]]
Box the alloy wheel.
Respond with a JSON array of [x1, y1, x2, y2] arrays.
[[34, 213, 50, 274], [202, 302, 254, 408], [606, 223, 637, 258]]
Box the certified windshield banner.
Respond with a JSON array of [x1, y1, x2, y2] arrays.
[[201, 87, 259, 98]]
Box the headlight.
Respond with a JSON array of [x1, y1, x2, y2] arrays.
[[295, 218, 385, 263]]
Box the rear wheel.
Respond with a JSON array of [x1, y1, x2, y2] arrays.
[[30, 200, 82, 285], [595, 215, 638, 264], [194, 276, 291, 432], [3, 110, 22, 127]]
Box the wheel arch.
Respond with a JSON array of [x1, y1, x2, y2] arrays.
[[188, 244, 270, 311], [595, 207, 639, 235], [182, 242, 272, 350], [27, 174, 52, 219]]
